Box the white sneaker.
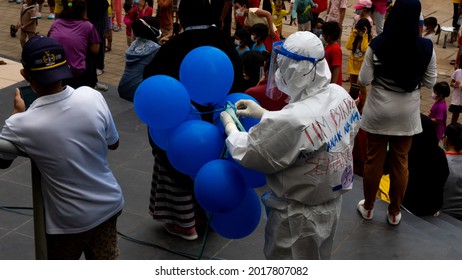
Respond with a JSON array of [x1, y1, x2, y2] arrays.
[[357, 199, 373, 220], [387, 211, 401, 226], [95, 83, 108, 91], [36, 12, 42, 19], [47, 13, 55, 19]]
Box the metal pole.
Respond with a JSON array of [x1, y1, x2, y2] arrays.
[[0, 139, 47, 259], [31, 160, 47, 260]]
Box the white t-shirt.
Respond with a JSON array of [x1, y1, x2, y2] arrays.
[[442, 153, 462, 219], [0, 86, 124, 234], [359, 48, 437, 136], [451, 69, 462, 106]]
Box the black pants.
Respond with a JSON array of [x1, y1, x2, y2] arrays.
[[453, 3, 460, 30], [62, 54, 97, 89]]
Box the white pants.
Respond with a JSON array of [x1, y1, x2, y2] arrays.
[[372, 12, 385, 35], [263, 192, 342, 260]]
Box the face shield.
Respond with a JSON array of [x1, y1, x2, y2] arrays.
[[266, 39, 325, 101]]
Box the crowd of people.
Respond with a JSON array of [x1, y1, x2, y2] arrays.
[[1, 0, 462, 260]]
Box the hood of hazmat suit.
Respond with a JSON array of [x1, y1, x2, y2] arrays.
[[224, 32, 361, 259]]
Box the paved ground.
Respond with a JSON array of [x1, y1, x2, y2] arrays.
[[0, 0, 461, 260], [0, 0, 459, 112]]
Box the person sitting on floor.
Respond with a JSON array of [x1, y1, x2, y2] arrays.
[[442, 123, 462, 220], [118, 17, 161, 102]]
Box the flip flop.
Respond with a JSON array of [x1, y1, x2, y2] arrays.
[[10, 25, 17, 37]]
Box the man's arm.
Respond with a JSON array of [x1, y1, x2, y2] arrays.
[[330, 65, 340, 84], [0, 89, 25, 169], [220, 0, 232, 27]]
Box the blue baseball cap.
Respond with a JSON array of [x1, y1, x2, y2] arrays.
[[21, 36, 73, 85]]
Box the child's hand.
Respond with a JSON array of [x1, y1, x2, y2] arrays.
[[13, 88, 25, 114], [354, 96, 361, 107], [455, 80, 461, 88]]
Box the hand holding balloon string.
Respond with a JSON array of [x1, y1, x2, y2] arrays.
[[220, 101, 245, 136]]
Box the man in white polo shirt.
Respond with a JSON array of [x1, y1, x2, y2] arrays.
[[0, 36, 124, 260]]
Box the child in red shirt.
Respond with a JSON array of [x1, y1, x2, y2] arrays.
[[321, 21, 342, 86]]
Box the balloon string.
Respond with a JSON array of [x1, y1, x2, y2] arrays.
[[224, 101, 246, 132], [220, 101, 245, 160], [188, 105, 227, 115]]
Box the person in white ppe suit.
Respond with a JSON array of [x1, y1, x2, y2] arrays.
[[220, 31, 361, 260]]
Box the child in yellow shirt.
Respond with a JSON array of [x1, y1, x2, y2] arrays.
[[271, 0, 288, 39]]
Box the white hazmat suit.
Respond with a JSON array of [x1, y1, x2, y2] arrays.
[[221, 32, 361, 259]]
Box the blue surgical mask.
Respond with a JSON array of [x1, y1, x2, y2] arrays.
[[313, 28, 322, 37]]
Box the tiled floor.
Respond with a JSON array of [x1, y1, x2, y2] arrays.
[[0, 0, 461, 260], [0, 0, 459, 115], [0, 57, 23, 89]]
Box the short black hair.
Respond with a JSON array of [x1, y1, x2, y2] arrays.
[[242, 50, 265, 84], [132, 17, 161, 42], [321, 21, 341, 41], [313, 17, 325, 27], [433, 81, 450, 98], [424, 16, 438, 29], [179, 0, 214, 28], [58, 0, 86, 20], [445, 123, 462, 151], [234, 0, 249, 7], [235, 27, 252, 46], [250, 23, 269, 40]]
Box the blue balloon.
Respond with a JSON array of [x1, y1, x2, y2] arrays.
[[149, 126, 172, 151], [134, 75, 190, 129], [222, 92, 259, 105], [211, 188, 262, 239], [227, 157, 266, 188], [214, 93, 260, 134], [167, 120, 225, 176], [195, 159, 247, 214], [180, 46, 234, 106], [149, 105, 201, 150]]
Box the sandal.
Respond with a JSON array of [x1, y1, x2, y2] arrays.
[[105, 46, 111, 52], [10, 25, 17, 37]]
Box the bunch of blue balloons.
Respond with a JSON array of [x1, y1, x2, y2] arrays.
[[133, 46, 266, 239]]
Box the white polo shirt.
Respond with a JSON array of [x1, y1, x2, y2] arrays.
[[0, 86, 124, 234]]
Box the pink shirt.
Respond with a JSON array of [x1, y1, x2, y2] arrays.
[[326, 0, 347, 23], [429, 100, 447, 141], [372, 0, 387, 14], [49, 19, 101, 77]]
